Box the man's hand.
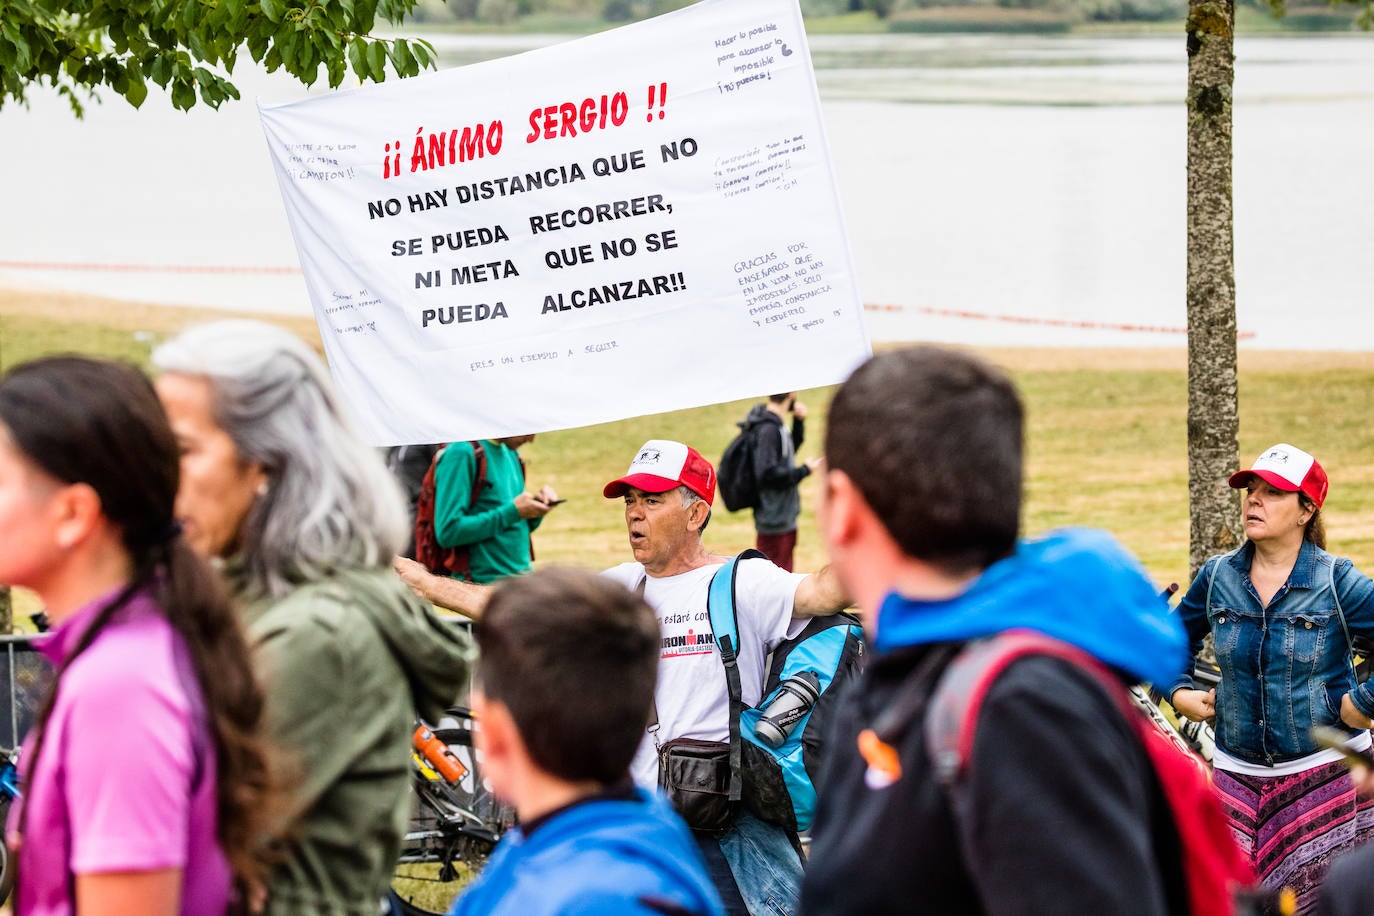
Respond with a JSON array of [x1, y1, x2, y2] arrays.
[[1342, 693, 1374, 729], [393, 556, 435, 597], [392, 556, 491, 620], [805, 456, 825, 473], [1349, 762, 1374, 798], [515, 492, 553, 519], [792, 400, 808, 420], [534, 485, 561, 505], [1170, 687, 1215, 722]]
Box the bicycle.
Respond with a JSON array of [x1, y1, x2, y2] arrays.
[[388, 707, 515, 916], [0, 630, 56, 905], [1127, 583, 1218, 763]]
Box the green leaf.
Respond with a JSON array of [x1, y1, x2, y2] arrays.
[[260, 0, 284, 23], [389, 37, 413, 78], [279, 30, 297, 71], [366, 39, 385, 82], [13, 36, 31, 73], [125, 70, 149, 109], [125, 72, 148, 108], [297, 37, 316, 78], [171, 78, 195, 110], [247, 30, 269, 62], [347, 36, 366, 80]]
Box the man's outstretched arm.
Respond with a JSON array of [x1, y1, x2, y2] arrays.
[[393, 556, 493, 621], [792, 564, 853, 619]]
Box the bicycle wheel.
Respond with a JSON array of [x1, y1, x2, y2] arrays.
[[0, 796, 12, 905], [390, 713, 508, 914], [426, 725, 515, 834]]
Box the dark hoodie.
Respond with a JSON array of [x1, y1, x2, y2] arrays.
[[744, 403, 809, 534], [244, 565, 474, 916], [801, 529, 1190, 916]]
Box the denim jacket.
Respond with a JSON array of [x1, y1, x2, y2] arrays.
[[1170, 540, 1374, 765]]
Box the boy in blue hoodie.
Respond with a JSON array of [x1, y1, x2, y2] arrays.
[[448, 568, 723, 916], [799, 346, 1191, 915]]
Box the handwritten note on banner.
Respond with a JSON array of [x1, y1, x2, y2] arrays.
[[258, 0, 871, 445]]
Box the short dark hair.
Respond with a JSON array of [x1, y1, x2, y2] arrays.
[[768, 392, 794, 404], [475, 568, 659, 785], [825, 346, 1024, 575]]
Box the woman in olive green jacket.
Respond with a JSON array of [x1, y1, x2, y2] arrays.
[[153, 320, 474, 916]]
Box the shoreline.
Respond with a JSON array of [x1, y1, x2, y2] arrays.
[[5, 284, 1373, 374]]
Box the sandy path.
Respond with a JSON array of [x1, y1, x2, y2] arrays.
[[4, 284, 1373, 372]]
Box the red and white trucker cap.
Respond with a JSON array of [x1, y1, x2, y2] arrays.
[[603, 439, 716, 505], [1229, 443, 1329, 508]]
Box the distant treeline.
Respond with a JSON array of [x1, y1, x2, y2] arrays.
[[408, 0, 1361, 28]]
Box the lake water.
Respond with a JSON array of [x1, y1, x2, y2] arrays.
[[2, 31, 1371, 349]]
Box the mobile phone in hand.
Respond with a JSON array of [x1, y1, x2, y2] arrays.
[[540, 497, 567, 507], [1311, 726, 1374, 768]]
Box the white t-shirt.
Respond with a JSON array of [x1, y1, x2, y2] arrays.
[[602, 559, 807, 788]]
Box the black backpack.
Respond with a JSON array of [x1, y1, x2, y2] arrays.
[[717, 418, 761, 512]]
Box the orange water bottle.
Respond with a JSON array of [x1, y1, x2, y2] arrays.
[[413, 725, 468, 784]]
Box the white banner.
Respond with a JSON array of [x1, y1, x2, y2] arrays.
[[258, 0, 871, 445]]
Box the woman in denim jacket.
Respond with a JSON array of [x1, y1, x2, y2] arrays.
[[1170, 443, 1374, 912]]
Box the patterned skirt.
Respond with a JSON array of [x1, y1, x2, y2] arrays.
[[1214, 761, 1374, 914]]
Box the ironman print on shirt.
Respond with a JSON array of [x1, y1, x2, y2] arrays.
[[660, 609, 716, 659]]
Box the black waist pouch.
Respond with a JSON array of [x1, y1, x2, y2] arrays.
[[657, 737, 734, 832]]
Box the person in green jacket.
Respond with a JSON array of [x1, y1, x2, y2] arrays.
[[153, 320, 475, 916], [434, 436, 561, 583]]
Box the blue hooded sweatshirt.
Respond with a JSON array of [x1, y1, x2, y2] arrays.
[[874, 527, 1188, 688], [448, 788, 724, 916]]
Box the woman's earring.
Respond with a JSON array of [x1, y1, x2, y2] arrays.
[[257, 480, 269, 497]]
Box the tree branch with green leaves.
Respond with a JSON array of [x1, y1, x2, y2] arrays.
[[0, 0, 440, 116]]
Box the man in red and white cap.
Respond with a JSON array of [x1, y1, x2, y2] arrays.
[[598, 439, 848, 916], [395, 438, 850, 915]]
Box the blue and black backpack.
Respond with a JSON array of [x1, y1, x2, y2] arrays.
[[707, 551, 865, 839]]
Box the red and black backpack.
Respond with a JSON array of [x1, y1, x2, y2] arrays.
[[413, 441, 527, 580]]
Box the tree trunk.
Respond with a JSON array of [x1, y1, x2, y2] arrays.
[[1186, 0, 1241, 580]]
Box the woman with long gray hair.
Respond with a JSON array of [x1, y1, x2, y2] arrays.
[[152, 320, 473, 916]]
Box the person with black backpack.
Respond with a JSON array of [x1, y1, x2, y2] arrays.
[[383, 443, 441, 557], [743, 393, 823, 572], [799, 346, 1255, 916]]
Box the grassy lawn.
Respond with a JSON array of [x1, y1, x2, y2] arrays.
[[4, 288, 1371, 909], [392, 861, 474, 913]]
